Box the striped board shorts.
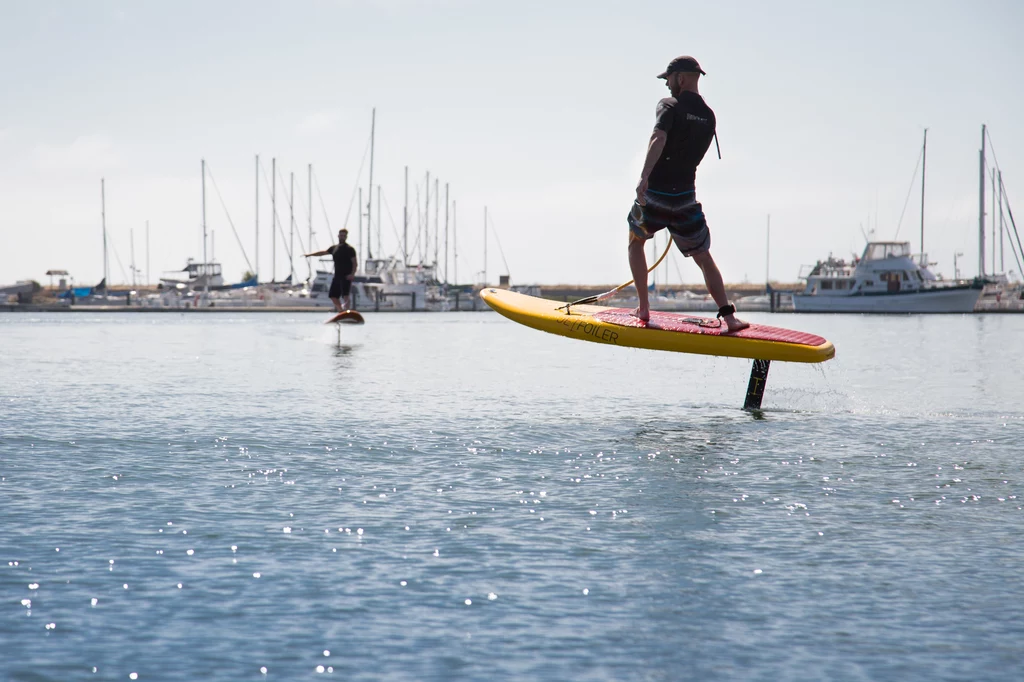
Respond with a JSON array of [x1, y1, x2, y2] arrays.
[[627, 189, 711, 256]]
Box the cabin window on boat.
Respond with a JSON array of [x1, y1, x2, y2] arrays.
[[821, 280, 833, 290], [902, 271, 910, 281]]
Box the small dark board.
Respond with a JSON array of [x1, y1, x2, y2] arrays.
[[326, 310, 365, 325]]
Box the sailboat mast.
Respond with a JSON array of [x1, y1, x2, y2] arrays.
[[438, 176, 442, 266], [483, 205, 488, 286], [308, 164, 312, 258], [920, 128, 927, 265], [289, 171, 295, 281], [425, 171, 431, 262], [403, 166, 408, 265], [202, 159, 207, 266], [376, 185, 381, 262], [255, 154, 259, 281], [146, 220, 150, 286], [271, 157, 276, 282], [101, 178, 108, 289], [130, 228, 136, 288], [444, 183, 449, 285], [766, 214, 771, 288], [358, 187, 363, 260], [367, 108, 375, 259], [979, 125, 986, 277]]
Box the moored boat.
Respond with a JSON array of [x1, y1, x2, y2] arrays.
[[792, 241, 982, 313]]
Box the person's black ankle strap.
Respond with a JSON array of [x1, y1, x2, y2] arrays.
[[717, 304, 735, 319]]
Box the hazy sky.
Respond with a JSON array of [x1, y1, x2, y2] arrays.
[[1, 0, 1021, 287]]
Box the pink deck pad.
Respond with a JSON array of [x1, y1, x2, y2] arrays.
[[594, 309, 827, 346]]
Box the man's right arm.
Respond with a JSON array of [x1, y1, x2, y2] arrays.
[[636, 130, 668, 204], [636, 99, 673, 204], [304, 246, 332, 257]]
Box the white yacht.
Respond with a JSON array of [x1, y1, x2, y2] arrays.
[[792, 241, 983, 313], [363, 257, 447, 311], [160, 259, 224, 290], [266, 257, 439, 310], [270, 257, 446, 311]]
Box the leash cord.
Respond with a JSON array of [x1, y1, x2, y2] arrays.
[[558, 238, 674, 312]]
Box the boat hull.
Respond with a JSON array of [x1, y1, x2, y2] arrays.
[[792, 285, 982, 313]]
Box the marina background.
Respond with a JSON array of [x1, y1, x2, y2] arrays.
[[2, 0, 1023, 291]]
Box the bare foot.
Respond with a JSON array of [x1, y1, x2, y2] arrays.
[[631, 306, 650, 324], [724, 315, 750, 333]]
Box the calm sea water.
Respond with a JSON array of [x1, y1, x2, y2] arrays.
[[1, 310, 1022, 681]]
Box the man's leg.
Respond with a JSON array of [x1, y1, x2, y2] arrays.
[[342, 280, 353, 310], [329, 296, 343, 313], [690, 249, 749, 332], [628, 236, 650, 322]]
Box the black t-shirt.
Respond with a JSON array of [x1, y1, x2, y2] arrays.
[[328, 243, 357, 277], [646, 92, 716, 193]]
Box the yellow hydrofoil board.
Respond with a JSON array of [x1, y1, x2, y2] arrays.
[[480, 288, 834, 410], [480, 289, 833, 363]]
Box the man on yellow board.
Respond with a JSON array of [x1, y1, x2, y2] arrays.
[[628, 55, 748, 332]]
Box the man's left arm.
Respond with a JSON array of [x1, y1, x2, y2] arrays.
[[348, 250, 358, 280]]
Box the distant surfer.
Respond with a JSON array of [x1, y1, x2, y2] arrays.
[[629, 56, 748, 332], [305, 228, 358, 312]]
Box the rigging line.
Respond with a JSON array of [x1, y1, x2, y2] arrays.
[[273, 166, 316, 280], [379, 193, 409, 261], [1003, 210, 1024, 279], [107, 234, 131, 285], [998, 179, 1023, 277], [984, 129, 1024, 278], [311, 169, 333, 234], [205, 164, 254, 273], [282, 171, 313, 280], [485, 213, 511, 275], [1000, 210, 1024, 278], [274, 166, 307, 254], [256, 161, 294, 274], [985, 127, 1003, 174], [398, 191, 425, 261], [281, 170, 314, 256], [557, 238, 674, 311], [272, 172, 294, 271], [342, 132, 373, 231], [292, 173, 315, 280], [893, 142, 924, 240], [1000, 180, 1024, 278]]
